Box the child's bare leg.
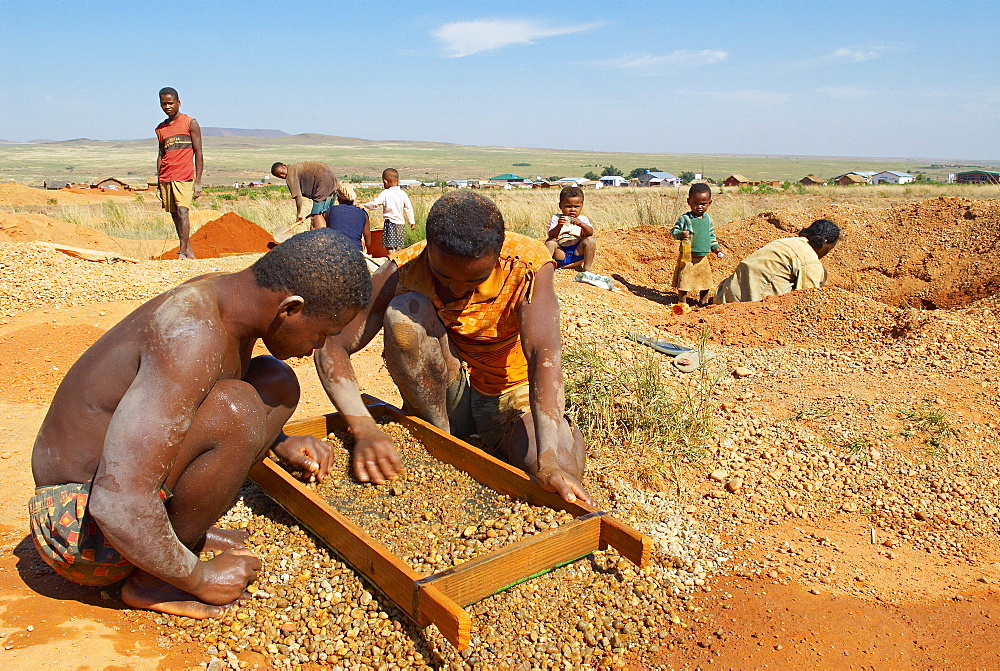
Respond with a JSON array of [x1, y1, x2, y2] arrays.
[[698, 289, 711, 307], [382, 292, 461, 430], [501, 412, 585, 480], [676, 290, 687, 303], [579, 237, 596, 272], [544, 238, 561, 258], [121, 356, 298, 619]]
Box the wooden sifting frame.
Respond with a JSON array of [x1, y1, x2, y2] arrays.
[[249, 397, 651, 650]]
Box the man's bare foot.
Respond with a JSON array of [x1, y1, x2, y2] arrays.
[[201, 526, 250, 552], [121, 571, 239, 619], [177, 252, 196, 260]]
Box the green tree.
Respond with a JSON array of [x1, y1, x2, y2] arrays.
[[547, 175, 563, 182], [601, 165, 623, 177], [678, 171, 696, 184], [628, 167, 659, 179], [584, 171, 601, 181]]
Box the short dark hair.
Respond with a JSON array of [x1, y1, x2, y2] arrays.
[[799, 219, 841, 249], [270, 162, 286, 176], [251, 228, 371, 317], [559, 186, 584, 203], [382, 168, 399, 183], [425, 191, 505, 259], [689, 182, 712, 198], [158, 87, 179, 99]]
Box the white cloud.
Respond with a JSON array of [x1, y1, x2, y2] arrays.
[[675, 88, 790, 105], [818, 86, 875, 100], [605, 49, 728, 69], [433, 19, 598, 58], [829, 46, 889, 62]]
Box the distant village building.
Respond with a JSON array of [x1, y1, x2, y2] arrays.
[[43, 180, 71, 190], [871, 170, 915, 185], [799, 175, 826, 186], [832, 171, 876, 185], [556, 177, 588, 186], [598, 175, 628, 187], [93, 177, 132, 190], [637, 171, 681, 187], [397, 179, 422, 189], [955, 170, 1000, 184], [723, 175, 780, 188], [833, 173, 868, 187], [488, 173, 526, 184]]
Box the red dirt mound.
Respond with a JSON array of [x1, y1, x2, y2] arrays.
[[659, 287, 902, 348], [159, 212, 275, 259], [597, 197, 1000, 310]]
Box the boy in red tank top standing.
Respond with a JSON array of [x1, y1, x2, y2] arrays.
[[155, 87, 203, 259]]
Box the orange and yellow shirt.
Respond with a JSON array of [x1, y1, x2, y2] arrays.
[[392, 233, 554, 396]]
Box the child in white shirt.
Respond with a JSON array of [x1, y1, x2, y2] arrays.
[[544, 186, 596, 272], [360, 168, 415, 253]]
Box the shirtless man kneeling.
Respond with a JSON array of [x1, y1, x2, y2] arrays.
[[29, 229, 370, 618]]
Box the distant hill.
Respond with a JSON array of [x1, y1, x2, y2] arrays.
[[200, 127, 289, 138]]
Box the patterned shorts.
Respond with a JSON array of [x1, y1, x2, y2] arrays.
[[28, 480, 170, 586]]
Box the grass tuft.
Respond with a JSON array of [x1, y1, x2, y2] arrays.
[[788, 407, 832, 421], [899, 402, 958, 454], [563, 328, 721, 487]]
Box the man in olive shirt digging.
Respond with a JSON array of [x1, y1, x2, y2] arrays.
[[271, 161, 339, 230]]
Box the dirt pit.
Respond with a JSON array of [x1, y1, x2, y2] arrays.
[[598, 196, 1000, 309]]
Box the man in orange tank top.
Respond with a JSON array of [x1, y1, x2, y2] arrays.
[[155, 87, 203, 259], [316, 191, 592, 505]]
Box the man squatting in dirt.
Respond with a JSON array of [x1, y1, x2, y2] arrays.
[[29, 229, 371, 618], [316, 190, 593, 505], [270, 160, 339, 230], [155, 87, 203, 259]]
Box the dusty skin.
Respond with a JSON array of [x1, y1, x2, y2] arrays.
[[28, 242, 356, 622], [2, 194, 1000, 667]]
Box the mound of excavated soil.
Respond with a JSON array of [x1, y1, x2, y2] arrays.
[[598, 197, 1000, 310], [159, 212, 275, 259], [660, 287, 903, 348], [0, 183, 130, 206], [0, 211, 125, 249], [63, 187, 133, 197]]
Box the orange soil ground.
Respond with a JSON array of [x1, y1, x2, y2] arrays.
[[2, 195, 1000, 668]]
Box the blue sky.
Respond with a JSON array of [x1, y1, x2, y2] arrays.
[[1, 1, 997, 160]]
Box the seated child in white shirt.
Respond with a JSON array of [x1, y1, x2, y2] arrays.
[[544, 186, 596, 272]]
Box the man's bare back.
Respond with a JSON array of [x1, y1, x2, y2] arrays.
[[29, 230, 371, 619]]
